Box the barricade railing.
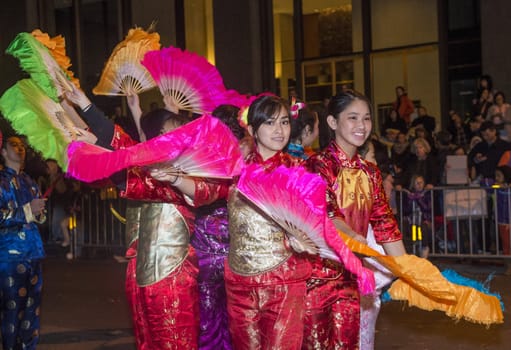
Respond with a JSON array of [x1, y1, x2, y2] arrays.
[[49, 185, 511, 260], [57, 187, 127, 258], [396, 185, 511, 259]]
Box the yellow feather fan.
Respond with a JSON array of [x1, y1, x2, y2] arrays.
[[93, 26, 161, 96]]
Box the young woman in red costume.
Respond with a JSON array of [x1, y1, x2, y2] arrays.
[[65, 87, 200, 350], [224, 94, 312, 349], [304, 90, 406, 350]]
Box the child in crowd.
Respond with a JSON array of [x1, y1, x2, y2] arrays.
[[403, 174, 433, 258]]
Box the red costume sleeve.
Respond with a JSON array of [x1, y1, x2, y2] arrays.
[[193, 179, 231, 207], [121, 167, 187, 205], [366, 162, 402, 243], [111, 124, 138, 149]]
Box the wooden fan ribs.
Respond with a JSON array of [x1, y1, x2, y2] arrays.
[[93, 29, 159, 96]]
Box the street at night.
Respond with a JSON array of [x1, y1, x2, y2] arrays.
[[36, 256, 510, 350]]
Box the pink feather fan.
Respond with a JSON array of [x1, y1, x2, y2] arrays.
[[236, 164, 375, 295], [141, 47, 228, 114], [67, 114, 244, 182]]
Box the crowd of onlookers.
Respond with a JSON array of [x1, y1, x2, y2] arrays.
[[315, 75, 511, 261]]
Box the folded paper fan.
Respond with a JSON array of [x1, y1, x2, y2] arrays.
[[31, 29, 80, 88], [236, 164, 376, 295], [141, 47, 228, 114], [66, 114, 244, 182], [6, 32, 73, 102], [93, 26, 160, 96], [0, 79, 86, 170]]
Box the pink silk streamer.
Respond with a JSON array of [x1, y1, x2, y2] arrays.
[[236, 164, 375, 295], [66, 114, 244, 182]]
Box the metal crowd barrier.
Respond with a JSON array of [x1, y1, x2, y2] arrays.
[[396, 186, 511, 259], [60, 187, 127, 258], [50, 184, 511, 260]]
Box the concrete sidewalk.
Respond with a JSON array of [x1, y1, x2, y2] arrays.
[[36, 256, 510, 350]]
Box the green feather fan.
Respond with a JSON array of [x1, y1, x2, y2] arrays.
[[6, 32, 72, 102], [0, 79, 77, 170]]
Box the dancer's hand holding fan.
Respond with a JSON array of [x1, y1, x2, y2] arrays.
[[93, 26, 160, 96]]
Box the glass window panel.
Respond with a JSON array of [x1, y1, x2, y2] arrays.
[[302, 0, 358, 59], [302, 56, 362, 105], [448, 0, 479, 31], [371, 47, 440, 134], [371, 0, 438, 50], [372, 52, 406, 132], [273, 0, 296, 99], [407, 48, 440, 124], [80, 0, 121, 91]]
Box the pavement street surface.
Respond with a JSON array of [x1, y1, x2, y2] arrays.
[[36, 256, 510, 350]]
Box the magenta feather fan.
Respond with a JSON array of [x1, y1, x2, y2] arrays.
[[141, 47, 229, 114], [67, 114, 244, 182], [236, 164, 375, 295]]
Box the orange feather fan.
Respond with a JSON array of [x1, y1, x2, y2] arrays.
[[93, 26, 161, 96]]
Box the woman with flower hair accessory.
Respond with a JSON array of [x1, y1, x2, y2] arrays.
[[286, 100, 319, 159], [209, 94, 311, 349]]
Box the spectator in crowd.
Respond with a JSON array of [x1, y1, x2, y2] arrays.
[[475, 74, 495, 104], [411, 105, 436, 134], [393, 86, 415, 126], [45, 159, 71, 246], [473, 88, 493, 120], [467, 121, 511, 254], [380, 128, 400, 158], [488, 92, 511, 121], [413, 126, 435, 154], [391, 131, 411, 166], [406, 137, 438, 189], [491, 113, 506, 139], [466, 115, 483, 143], [382, 109, 407, 134], [448, 111, 470, 151], [468, 120, 511, 184]]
